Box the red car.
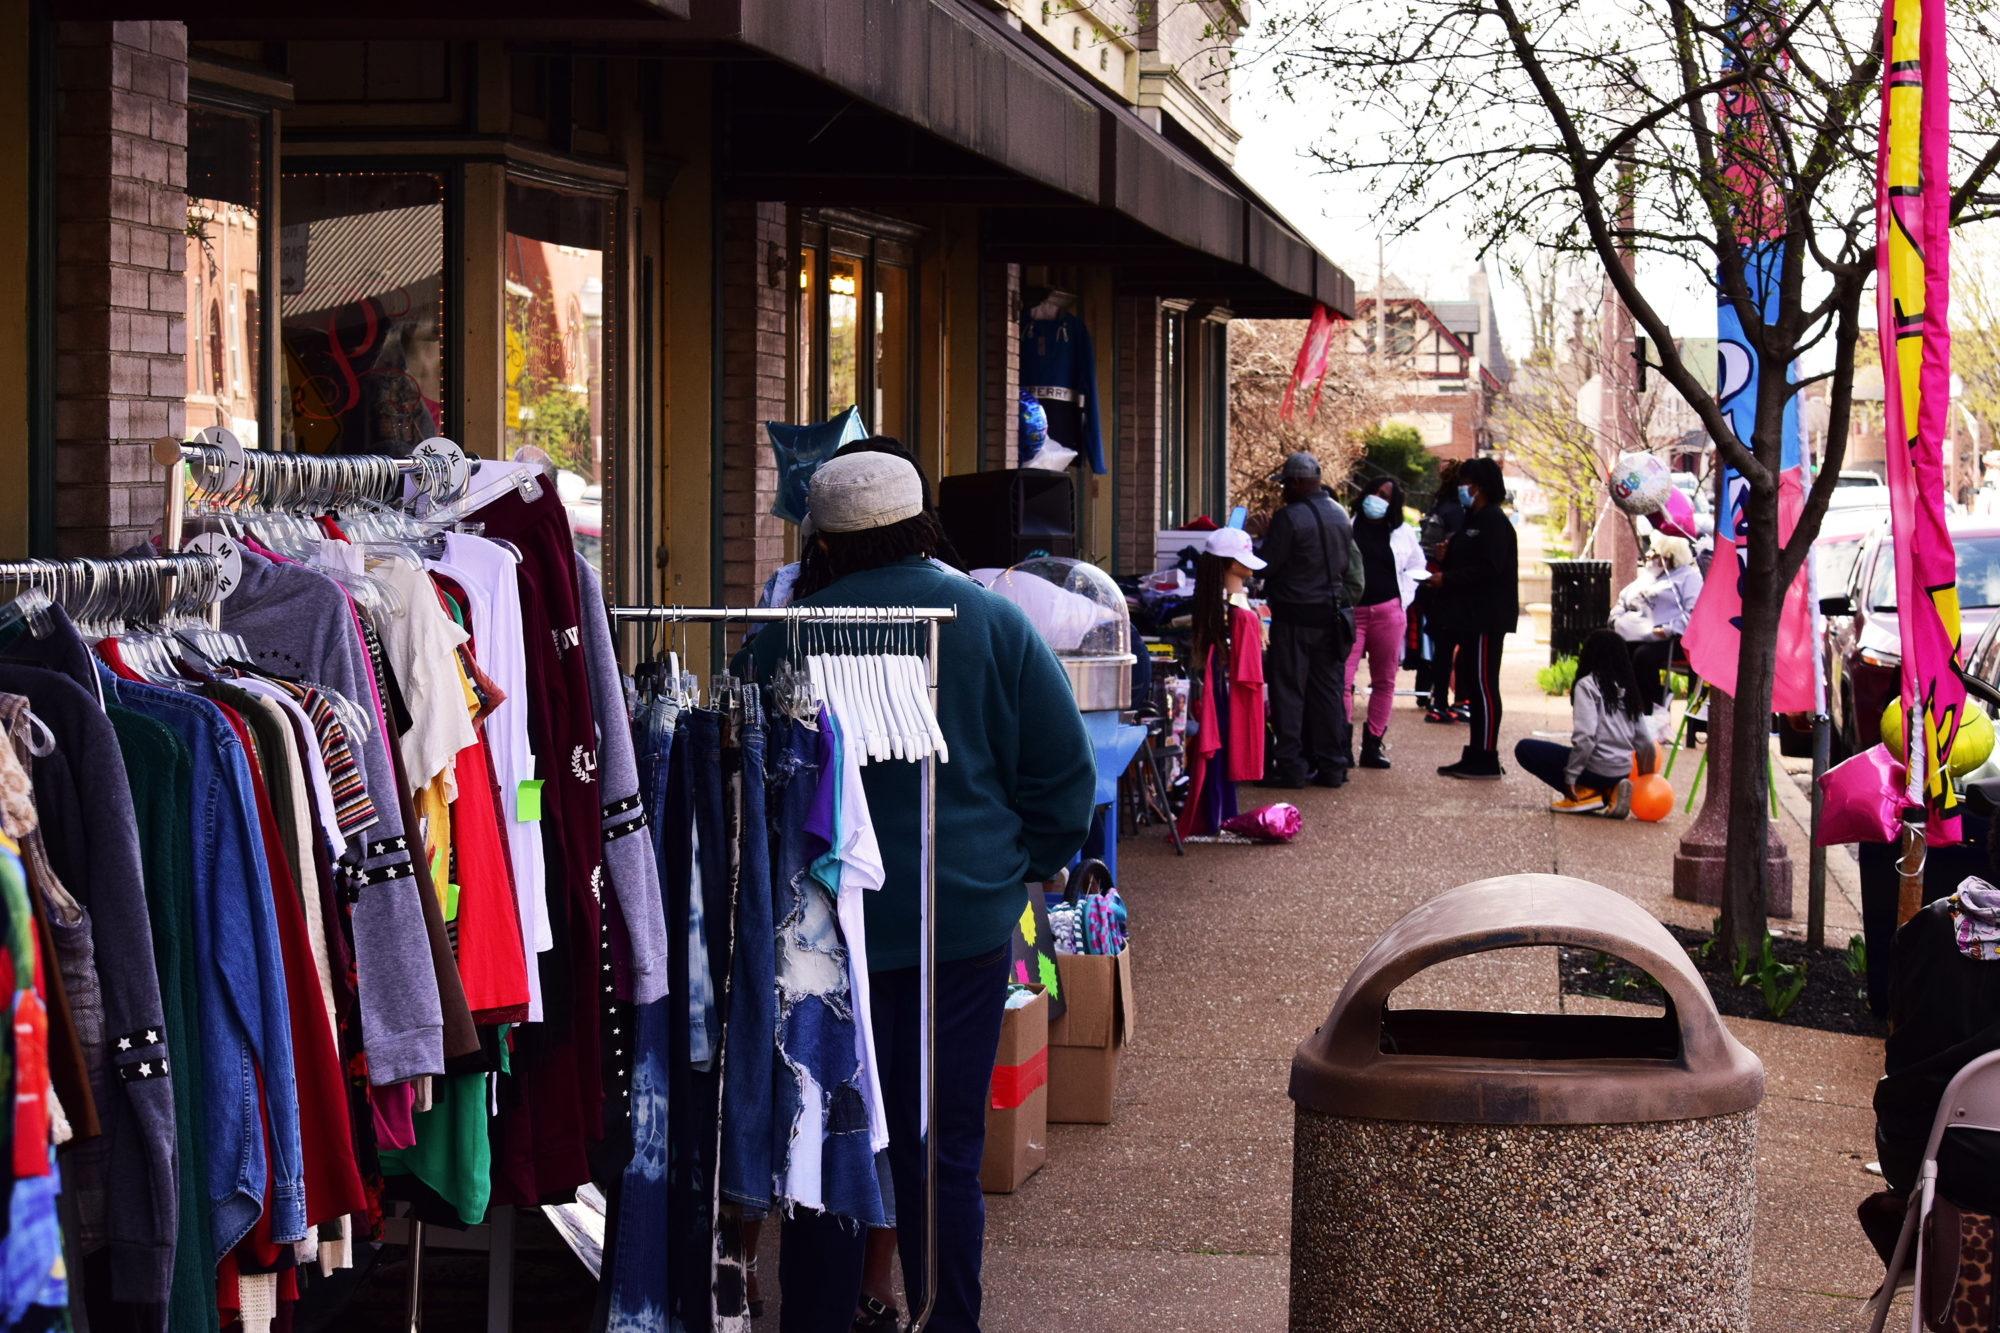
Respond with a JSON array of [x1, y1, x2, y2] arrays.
[[1824, 516, 2000, 757]]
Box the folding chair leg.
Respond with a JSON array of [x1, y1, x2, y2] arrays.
[[1685, 748, 1706, 813], [1866, 1194, 1923, 1333]]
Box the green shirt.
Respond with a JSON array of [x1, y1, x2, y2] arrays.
[[747, 557, 1098, 969]]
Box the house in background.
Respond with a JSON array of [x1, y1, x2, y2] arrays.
[[1350, 269, 1512, 460]]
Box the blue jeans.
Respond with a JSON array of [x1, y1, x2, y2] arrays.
[[781, 943, 1010, 1333], [722, 693, 777, 1207], [1513, 737, 1623, 797], [115, 679, 306, 1255], [768, 717, 884, 1227]]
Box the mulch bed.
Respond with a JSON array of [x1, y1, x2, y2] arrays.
[[1558, 923, 1884, 1037]]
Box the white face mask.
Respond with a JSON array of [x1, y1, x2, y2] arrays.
[[1361, 494, 1391, 520]]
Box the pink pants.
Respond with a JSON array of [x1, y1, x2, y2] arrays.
[[1344, 600, 1407, 739]]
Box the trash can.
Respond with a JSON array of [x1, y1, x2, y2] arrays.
[[1288, 875, 1764, 1332], [1546, 559, 1611, 662]]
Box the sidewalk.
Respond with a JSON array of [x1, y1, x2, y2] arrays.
[[981, 635, 1887, 1332]]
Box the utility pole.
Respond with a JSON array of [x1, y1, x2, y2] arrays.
[[1376, 235, 1387, 366]]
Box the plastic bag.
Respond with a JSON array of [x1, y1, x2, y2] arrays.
[[765, 405, 865, 524], [1816, 743, 1904, 846], [1221, 802, 1302, 843]]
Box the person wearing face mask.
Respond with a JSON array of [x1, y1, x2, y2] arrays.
[[1610, 534, 1700, 712], [1415, 459, 1470, 725], [1344, 477, 1432, 769], [1431, 457, 1519, 779]]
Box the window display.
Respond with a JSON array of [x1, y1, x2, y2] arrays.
[[185, 104, 265, 446]]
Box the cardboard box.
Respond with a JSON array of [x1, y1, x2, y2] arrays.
[[979, 987, 1049, 1194], [1046, 946, 1136, 1124]]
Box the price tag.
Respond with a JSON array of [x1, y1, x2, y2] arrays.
[[516, 779, 545, 823]]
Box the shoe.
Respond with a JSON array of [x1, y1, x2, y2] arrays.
[[1311, 767, 1347, 788], [1551, 788, 1606, 814], [852, 1294, 900, 1332], [1603, 778, 1633, 819], [1253, 773, 1307, 790], [1452, 702, 1474, 721], [1438, 748, 1505, 780], [1424, 707, 1459, 725], [1359, 731, 1391, 769]]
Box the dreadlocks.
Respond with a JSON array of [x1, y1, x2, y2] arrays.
[[795, 510, 946, 599]]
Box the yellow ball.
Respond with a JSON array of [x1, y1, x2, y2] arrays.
[[1879, 698, 1997, 778]]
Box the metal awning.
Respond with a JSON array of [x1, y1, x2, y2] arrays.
[[696, 0, 1353, 317]]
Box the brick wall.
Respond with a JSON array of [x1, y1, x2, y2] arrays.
[[53, 22, 187, 557], [1114, 293, 1162, 576], [980, 262, 1019, 472], [719, 200, 787, 634]]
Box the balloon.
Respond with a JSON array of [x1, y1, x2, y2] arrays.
[[1608, 452, 1672, 517], [1629, 773, 1675, 821], [1880, 698, 1998, 779], [1655, 485, 1699, 539]]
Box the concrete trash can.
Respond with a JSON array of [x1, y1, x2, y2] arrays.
[[1287, 875, 1764, 1333]]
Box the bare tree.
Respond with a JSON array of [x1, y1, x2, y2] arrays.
[[1256, 0, 2000, 962], [1227, 318, 1394, 521], [1955, 225, 2000, 465]]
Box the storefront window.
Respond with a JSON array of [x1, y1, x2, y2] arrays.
[[279, 171, 446, 454], [505, 181, 610, 572], [186, 104, 264, 446], [795, 217, 919, 442], [827, 253, 862, 417], [874, 262, 910, 443]]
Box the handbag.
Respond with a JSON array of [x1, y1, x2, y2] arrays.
[[1921, 1196, 1997, 1332], [1046, 859, 1127, 956]]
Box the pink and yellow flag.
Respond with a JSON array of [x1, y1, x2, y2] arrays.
[[1876, 0, 1962, 839]]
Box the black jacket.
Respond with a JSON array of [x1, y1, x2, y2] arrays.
[[1434, 502, 1520, 637], [1260, 494, 1353, 625], [1876, 899, 2000, 1213]]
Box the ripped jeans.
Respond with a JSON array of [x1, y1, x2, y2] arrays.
[[767, 716, 884, 1226]]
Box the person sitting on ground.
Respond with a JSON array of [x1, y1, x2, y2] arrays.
[[1859, 808, 2000, 1266], [1511, 629, 1648, 816], [1610, 534, 1700, 712]]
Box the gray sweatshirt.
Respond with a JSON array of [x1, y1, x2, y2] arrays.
[[223, 550, 444, 1083], [575, 562, 668, 1003], [1566, 675, 1645, 786]]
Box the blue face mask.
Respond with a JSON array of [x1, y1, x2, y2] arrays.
[[1458, 484, 1474, 508], [1361, 494, 1390, 520]]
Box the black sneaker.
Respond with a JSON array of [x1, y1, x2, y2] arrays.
[[1253, 773, 1308, 790], [1437, 748, 1504, 780], [1452, 702, 1474, 721], [1310, 767, 1347, 788], [1424, 706, 1458, 725]]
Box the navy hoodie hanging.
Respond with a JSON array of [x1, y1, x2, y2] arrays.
[[1018, 310, 1104, 474]]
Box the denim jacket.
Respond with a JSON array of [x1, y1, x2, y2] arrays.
[[111, 675, 307, 1256]]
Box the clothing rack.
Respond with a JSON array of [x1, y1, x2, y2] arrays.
[[607, 602, 957, 1333], [0, 549, 226, 628]]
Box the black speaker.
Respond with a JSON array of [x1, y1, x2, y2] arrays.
[[938, 469, 1077, 570]]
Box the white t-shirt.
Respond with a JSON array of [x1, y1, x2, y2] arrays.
[[438, 533, 554, 1024]]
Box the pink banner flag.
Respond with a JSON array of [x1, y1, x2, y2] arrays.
[[1876, 0, 1962, 839], [1682, 466, 1818, 715], [1282, 305, 1338, 423]]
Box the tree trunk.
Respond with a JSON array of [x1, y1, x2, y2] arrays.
[[1719, 476, 1784, 964]]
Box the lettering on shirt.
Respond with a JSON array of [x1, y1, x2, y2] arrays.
[[571, 745, 597, 784]]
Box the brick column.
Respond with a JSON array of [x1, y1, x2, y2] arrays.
[[1114, 293, 1162, 575], [53, 22, 187, 557], [980, 262, 1019, 472], [719, 200, 787, 633]]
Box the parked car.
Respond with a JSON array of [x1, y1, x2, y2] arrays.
[[1774, 509, 1885, 756], [1826, 517, 2000, 757]]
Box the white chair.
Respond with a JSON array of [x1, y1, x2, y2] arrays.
[[1868, 1048, 2000, 1332]]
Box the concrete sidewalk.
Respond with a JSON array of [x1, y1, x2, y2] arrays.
[[981, 635, 1887, 1332]]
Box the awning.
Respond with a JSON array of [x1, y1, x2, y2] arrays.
[[698, 0, 1353, 317]]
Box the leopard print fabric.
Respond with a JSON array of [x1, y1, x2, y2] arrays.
[[1949, 1210, 1995, 1333]]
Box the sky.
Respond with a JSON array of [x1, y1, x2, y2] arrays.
[[1226, 58, 1726, 366]]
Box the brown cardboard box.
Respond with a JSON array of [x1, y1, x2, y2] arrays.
[[1046, 947, 1136, 1124], [978, 987, 1048, 1193]]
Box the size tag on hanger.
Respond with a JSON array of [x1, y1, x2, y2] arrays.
[[185, 532, 243, 600]]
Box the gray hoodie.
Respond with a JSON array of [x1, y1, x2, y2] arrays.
[[223, 550, 445, 1083], [575, 562, 668, 1003], [1567, 675, 1645, 787]]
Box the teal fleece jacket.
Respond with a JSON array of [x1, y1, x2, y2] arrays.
[[746, 557, 1097, 970]]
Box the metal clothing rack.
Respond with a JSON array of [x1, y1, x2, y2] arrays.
[[607, 602, 958, 1333]]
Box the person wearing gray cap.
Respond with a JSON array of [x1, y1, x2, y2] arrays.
[[1257, 450, 1366, 788], [744, 450, 1097, 1332]]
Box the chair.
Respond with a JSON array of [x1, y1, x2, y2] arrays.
[[1866, 1048, 2000, 1332]]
